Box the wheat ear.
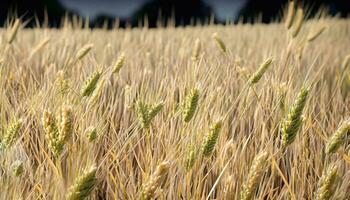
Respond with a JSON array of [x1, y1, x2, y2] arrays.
[[11, 160, 24, 177], [7, 19, 21, 44], [292, 7, 304, 38], [56, 105, 74, 141], [248, 58, 273, 86], [112, 53, 125, 74], [81, 69, 102, 97], [66, 165, 97, 200], [86, 126, 97, 142], [325, 119, 350, 154], [141, 161, 170, 200], [185, 144, 197, 171], [315, 164, 338, 200], [135, 100, 163, 130], [192, 38, 201, 61], [201, 120, 222, 157], [281, 86, 309, 148], [212, 33, 226, 53], [182, 88, 199, 123], [75, 44, 93, 61], [240, 151, 269, 200], [56, 70, 69, 96], [2, 118, 23, 148], [307, 26, 326, 42], [285, 0, 295, 29]]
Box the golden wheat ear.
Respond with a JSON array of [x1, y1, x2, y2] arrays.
[[192, 38, 201, 62], [307, 26, 326, 42], [42, 110, 63, 157], [112, 53, 125, 74], [248, 58, 273, 86], [56, 70, 70, 96], [141, 161, 170, 200], [7, 19, 21, 44], [75, 43, 93, 62], [315, 164, 339, 200], [285, 0, 295, 29], [325, 118, 350, 155], [240, 151, 269, 200], [292, 7, 304, 38], [66, 165, 98, 200], [212, 32, 226, 53]]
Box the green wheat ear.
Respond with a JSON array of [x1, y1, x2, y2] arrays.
[[2, 118, 23, 148], [281, 86, 309, 148], [315, 164, 339, 200], [86, 126, 97, 142], [201, 120, 222, 157], [75, 44, 93, 61], [182, 88, 199, 123], [248, 58, 273, 86], [325, 119, 350, 154], [81, 69, 102, 97], [67, 165, 98, 200], [185, 144, 197, 171], [240, 151, 269, 200], [11, 160, 24, 177], [135, 100, 163, 130]]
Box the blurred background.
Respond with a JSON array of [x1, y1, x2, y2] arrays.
[[1, 0, 350, 27]]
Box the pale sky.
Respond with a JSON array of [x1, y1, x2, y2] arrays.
[[59, 0, 246, 21]]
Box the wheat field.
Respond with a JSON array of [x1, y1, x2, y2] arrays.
[[1, 5, 350, 200]]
